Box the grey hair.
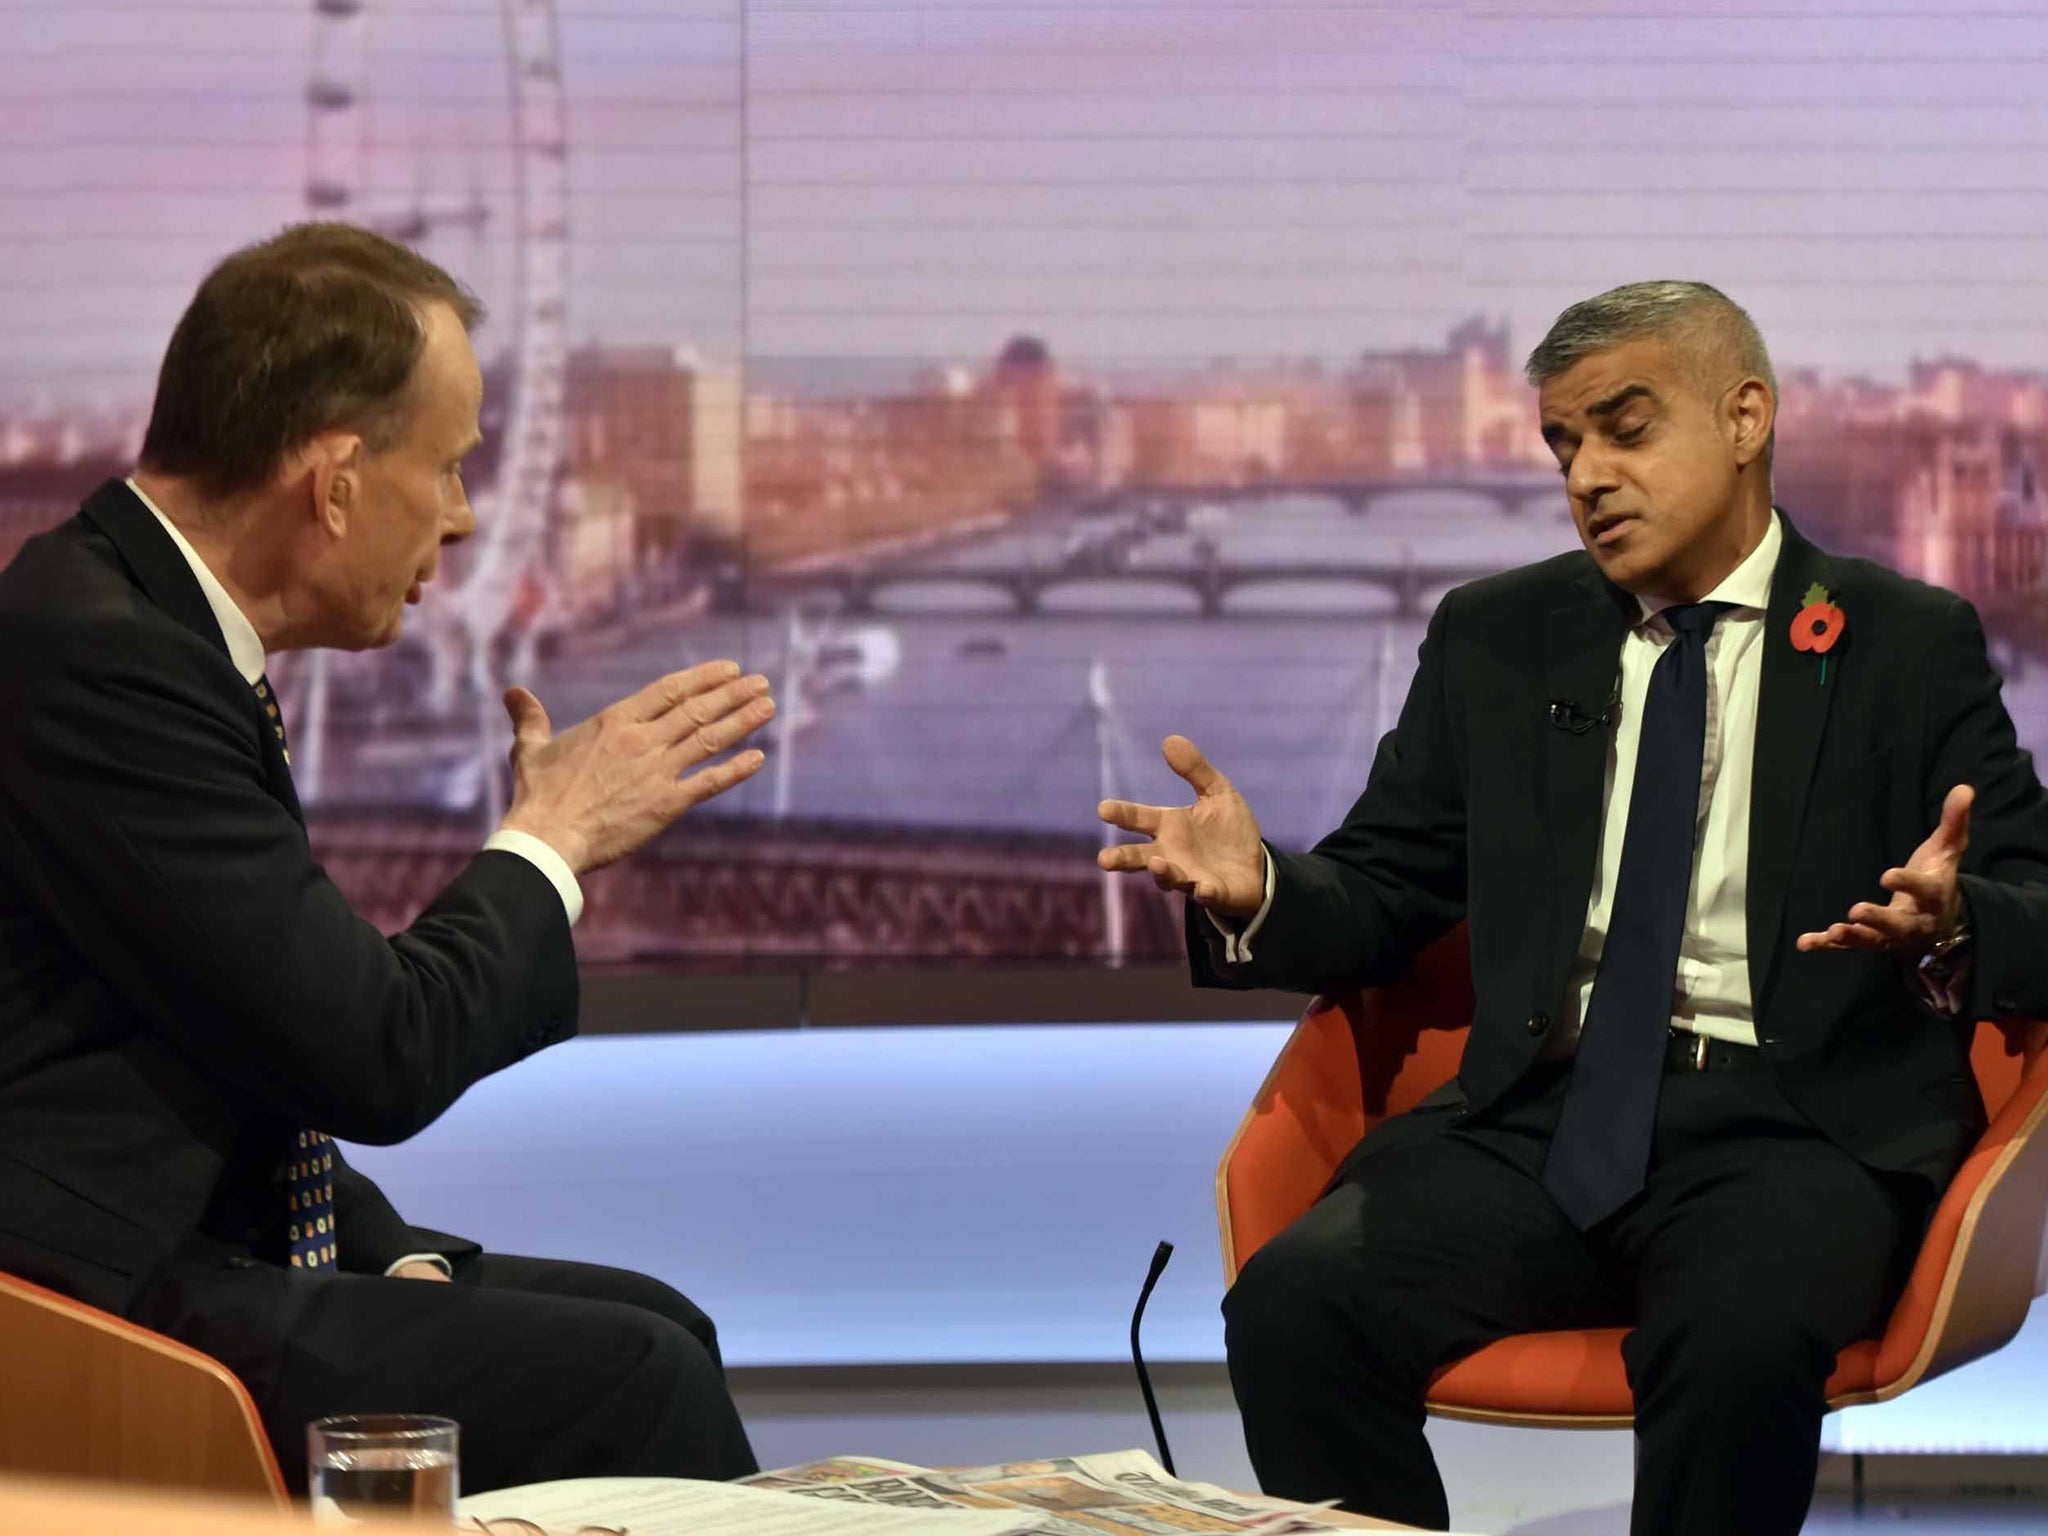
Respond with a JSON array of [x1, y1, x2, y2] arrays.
[[1524, 280, 1777, 400]]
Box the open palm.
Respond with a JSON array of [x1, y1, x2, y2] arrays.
[[1797, 784, 1973, 954], [1096, 735, 1268, 916]]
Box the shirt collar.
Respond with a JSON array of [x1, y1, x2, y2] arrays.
[[125, 476, 268, 685], [1635, 508, 1783, 627]]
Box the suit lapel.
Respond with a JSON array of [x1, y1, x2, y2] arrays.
[[1541, 562, 1636, 990], [1746, 514, 1837, 1013], [77, 479, 305, 826]]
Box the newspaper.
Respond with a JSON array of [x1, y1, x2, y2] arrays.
[[459, 1475, 1040, 1536], [461, 1450, 1490, 1536], [744, 1449, 1351, 1536]]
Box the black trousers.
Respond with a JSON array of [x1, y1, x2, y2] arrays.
[[132, 1251, 759, 1496], [1222, 1060, 1935, 1536]]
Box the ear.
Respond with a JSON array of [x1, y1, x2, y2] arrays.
[[1726, 376, 1775, 470], [300, 433, 365, 541]]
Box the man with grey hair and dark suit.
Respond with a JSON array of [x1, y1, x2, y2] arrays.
[[1100, 280, 2048, 1534]]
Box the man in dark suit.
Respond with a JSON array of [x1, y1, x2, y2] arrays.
[[1098, 281, 2048, 1534], [0, 224, 777, 1492]]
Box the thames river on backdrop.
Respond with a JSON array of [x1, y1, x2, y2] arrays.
[[319, 487, 2048, 854]]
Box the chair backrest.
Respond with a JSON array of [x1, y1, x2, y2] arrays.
[[1217, 924, 1473, 1284], [0, 1270, 286, 1503]]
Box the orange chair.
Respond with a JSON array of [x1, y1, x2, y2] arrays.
[[1216, 924, 2048, 1426], [0, 1268, 285, 1501]]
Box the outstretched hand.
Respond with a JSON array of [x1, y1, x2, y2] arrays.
[[1096, 735, 1267, 917], [497, 660, 775, 874], [1796, 784, 1972, 956]]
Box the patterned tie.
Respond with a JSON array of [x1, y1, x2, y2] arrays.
[[254, 673, 289, 764], [1541, 601, 1735, 1230], [253, 676, 334, 1268], [286, 1128, 339, 1270]]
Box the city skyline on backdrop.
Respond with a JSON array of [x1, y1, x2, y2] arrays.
[[9, 1, 2048, 409]]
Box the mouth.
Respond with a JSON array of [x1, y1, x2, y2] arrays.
[[406, 578, 426, 605], [1586, 512, 1636, 548]]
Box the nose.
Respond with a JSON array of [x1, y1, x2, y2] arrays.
[[1566, 439, 1619, 513], [444, 496, 476, 545]]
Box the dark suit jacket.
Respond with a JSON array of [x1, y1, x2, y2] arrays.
[[1192, 514, 2048, 1188], [0, 480, 579, 1314]]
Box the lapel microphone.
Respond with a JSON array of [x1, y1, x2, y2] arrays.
[[1548, 685, 1620, 736], [1130, 1239, 1177, 1476]]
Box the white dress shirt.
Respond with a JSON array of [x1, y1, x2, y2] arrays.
[[1559, 513, 1783, 1049]]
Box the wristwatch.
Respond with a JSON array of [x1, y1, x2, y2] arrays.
[[1918, 916, 1973, 986]]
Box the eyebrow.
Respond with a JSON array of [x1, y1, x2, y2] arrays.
[[1588, 383, 1657, 418], [1541, 383, 1659, 448]]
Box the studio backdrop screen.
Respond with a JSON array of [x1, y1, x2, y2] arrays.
[[5, 0, 2048, 970]]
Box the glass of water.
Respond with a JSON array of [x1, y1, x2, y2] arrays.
[[307, 1413, 460, 1524]]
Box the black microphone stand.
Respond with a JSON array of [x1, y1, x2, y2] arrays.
[[1131, 1239, 1177, 1476]]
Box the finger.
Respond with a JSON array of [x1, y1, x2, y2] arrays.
[[1844, 902, 1932, 945], [1937, 783, 1975, 854], [645, 674, 771, 750], [660, 673, 774, 745], [620, 659, 744, 723], [1797, 921, 1892, 953], [1098, 799, 1165, 835], [1161, 734, 1229, 798], [666, 693, 777, 769], [1097, 843, 1158, 873], [501, 685, 552, 749], [1878, 866, 1949, 908], [1796, 922, 1857, 951], [673, 748, 768, 812], [1146, 854, 1197, 893]]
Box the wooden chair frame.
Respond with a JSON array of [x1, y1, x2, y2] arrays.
[[0, 1268, 286, 1500]]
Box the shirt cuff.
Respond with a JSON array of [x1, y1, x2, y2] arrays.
[[483, 828, 585, 927], [384, 1252, 453, 1278], [1204, 847, 1277, 965]]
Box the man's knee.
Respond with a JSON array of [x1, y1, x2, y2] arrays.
[[1224, 1192, 1397, 1371], [590, 1269, 722, 1362], [599, 1304, 724, 1395], [1627, 1299, 1838, 1407]]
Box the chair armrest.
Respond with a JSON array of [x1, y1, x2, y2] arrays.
[[1872, 1046, 2048, 1393]]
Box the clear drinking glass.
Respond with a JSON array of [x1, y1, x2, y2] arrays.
[[307, 1413, 460, 1524]]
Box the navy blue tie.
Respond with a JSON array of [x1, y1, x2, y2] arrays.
[[1541, 601, 1734, 1230]]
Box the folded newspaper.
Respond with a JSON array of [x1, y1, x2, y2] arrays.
[[745, 1449, 1352, 1536], [458, 1449, 1419, 1536]]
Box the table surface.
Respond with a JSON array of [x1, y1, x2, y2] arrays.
[[1222, 1494, 1414, 1531], [1321, 1514, 1420, 1532]]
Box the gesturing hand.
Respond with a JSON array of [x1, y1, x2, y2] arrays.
[[497, 660, 775, 875], [1096, 735, 1267, 918], [1796, 784, 1973, 957]]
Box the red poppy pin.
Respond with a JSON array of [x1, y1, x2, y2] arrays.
[[1790, 582, 1845, 683]]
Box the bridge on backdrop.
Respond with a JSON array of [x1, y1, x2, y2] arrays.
[[742, 471, 1555, 620]]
